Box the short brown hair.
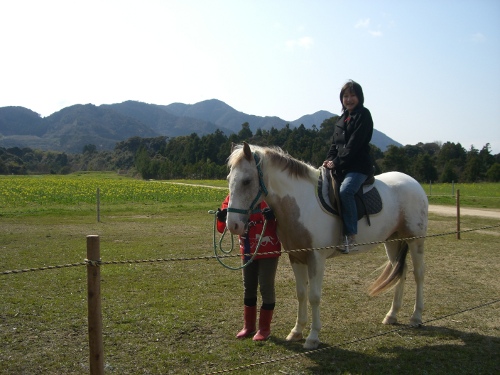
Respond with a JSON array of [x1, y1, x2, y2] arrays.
[[340, 80, 364, 112]]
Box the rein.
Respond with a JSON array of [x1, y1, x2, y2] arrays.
[[208, 210, 269, 270]]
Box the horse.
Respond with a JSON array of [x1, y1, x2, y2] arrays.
[[226, 142, 428, 349]]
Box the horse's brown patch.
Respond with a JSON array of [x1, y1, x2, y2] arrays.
[[271, 195, 313, 265]]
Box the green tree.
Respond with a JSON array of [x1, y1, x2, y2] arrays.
[[462, 146, 481, 182], [440, 161, 459, 183], [413, 154, 438, 182], [134, 146, 152, 178], [238, 122, 253, 140], [478, 143, 495, 177], [436, 142, 466, 169], [486, 163, 500, 182], [382, 145, 410, 174], [83, 144, 97, 154]]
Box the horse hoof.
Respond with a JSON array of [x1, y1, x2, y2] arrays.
[[286, 332, 303, 342], [383, 315, 397, 325], [304, 339, 320, 350], [409, 317, 422, 327]]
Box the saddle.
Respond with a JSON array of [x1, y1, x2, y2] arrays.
[[317, 167, 382, 225]]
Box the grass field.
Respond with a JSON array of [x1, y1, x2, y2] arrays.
[[422, 181, 500, 209], [1, 173, 499, 374]]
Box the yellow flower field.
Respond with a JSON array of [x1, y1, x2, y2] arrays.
[[0, 173, 228, 209]]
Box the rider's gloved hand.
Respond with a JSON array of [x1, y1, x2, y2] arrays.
[[216, 208, 227, 222], [262, 207, 275, 221]]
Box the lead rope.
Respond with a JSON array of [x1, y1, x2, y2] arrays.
[[208, 210, 268, 270]]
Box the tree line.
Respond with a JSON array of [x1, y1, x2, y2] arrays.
[[1, 116, 499, 182]]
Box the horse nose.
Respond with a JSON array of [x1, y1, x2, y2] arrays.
[[227, 219, 245, 236]]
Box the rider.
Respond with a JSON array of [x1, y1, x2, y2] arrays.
[[322, 80, 374, 253], [216, 195, 281, 341]]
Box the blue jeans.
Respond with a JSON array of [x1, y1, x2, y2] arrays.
[[339, 172, 367, 236]]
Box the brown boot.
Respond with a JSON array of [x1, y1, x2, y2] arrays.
[[236, 305, 257, 338], [253, 308, 274, 341]]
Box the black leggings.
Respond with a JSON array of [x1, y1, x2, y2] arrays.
[[242, 257, 279, 309]]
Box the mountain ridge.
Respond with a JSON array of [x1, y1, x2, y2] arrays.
[[0, 99, 401, 153]]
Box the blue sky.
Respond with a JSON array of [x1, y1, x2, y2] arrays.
[[1, 0, 499, 153]]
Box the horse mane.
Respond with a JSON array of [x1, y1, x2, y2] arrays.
[[228, 143, 318, 181]]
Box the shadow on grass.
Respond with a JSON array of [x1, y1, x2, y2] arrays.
[[268, 325, 500, 375]]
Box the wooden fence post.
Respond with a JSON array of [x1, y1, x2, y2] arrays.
[[87, 235, 104, 375], [456, 189, 461, 240], [96, 188, 100, 223]]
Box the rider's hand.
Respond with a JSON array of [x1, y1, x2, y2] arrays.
[[323, 160, 334, 169], [216, 208, 227, 222]]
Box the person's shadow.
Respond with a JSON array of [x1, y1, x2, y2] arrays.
[[270, 325, 500, 374]]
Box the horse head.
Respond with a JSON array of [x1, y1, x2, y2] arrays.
[[226, 142, 266, 236]]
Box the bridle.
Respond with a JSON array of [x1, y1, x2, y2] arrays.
[[211, 152, 271, 270], [227, 152, 268, 216]]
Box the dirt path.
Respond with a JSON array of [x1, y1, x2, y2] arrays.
[[429, 205, 500, 219]]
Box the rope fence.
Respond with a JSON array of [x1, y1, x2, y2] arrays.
[[1, 223, 499, 276], [2, 185, 498, 276]]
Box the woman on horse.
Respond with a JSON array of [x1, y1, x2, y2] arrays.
[[322, 80, 374, 253], [216, 195, 281, 340]]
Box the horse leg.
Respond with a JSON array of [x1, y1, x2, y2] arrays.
[[382, 241, 407, 325], [409, 239, 425, 326], [304, 253, 326, 350], [286, 262, 308, 342]]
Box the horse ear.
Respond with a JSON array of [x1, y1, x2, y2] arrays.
[[243, 142, 252, 161]]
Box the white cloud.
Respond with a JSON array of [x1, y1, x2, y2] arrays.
[[286, 36, 314, 49], [298, 36, 314, 48], [355, 18, 370, 28], [355, 18, 382, 37], [369, 30, 383, 37], [470, 32, 486, 43]]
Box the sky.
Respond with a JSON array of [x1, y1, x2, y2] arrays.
[[1, 0, 499, 154]]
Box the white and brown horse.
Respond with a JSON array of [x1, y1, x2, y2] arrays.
[[226, 142, 428, 349]]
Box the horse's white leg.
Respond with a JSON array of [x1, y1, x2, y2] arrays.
[[303, 253, 326, 350], [409, 239, 425, 325], [383, 241, 407, 325], [286, 262, 308, 342]]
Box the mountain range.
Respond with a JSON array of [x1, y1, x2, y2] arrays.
[[0, 99, 401, 153]]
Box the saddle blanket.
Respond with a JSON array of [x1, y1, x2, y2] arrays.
[[317, 167, 383, 220]]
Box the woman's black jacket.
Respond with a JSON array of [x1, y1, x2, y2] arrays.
[[325, 105, 374, 176]]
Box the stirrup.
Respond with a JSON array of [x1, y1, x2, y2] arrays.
[[342, 234, 356, 254]]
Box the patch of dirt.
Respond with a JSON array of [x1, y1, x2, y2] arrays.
[[428, 205, 500, 219]]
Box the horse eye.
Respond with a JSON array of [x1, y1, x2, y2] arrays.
[[243, 179, 251, 186]]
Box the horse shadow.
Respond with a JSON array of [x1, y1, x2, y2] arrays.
[[269, 325, 500, 374]]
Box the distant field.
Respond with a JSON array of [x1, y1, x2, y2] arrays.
[[0, 173, 228, 216], [421, 182, 500, 209], [1, 174, 499, 212]]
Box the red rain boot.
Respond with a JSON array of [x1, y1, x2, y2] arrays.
[[253, 308, 274, 341], [236, 305, 257, 339]]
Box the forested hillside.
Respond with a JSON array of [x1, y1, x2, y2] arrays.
[[1, 117, 499, 182], [0, 99, 401, 153]]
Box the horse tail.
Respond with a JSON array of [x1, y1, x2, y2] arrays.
[[368, 241, 409, 297]]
